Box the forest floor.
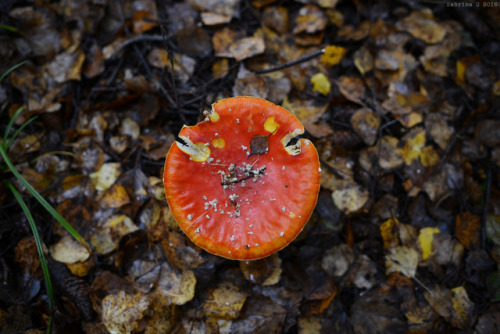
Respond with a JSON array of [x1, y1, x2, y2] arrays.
[[1, 0, 500, 333]]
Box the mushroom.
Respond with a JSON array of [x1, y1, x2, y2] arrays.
[[164, 96, 321, 260]]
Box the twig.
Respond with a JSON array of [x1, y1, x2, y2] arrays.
[[109, 35, 168, 60], [253, 49, 325, 74]]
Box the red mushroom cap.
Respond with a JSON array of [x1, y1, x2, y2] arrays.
[[164, 96, 320, 260]]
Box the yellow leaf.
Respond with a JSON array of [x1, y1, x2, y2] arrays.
[[311, 73, 331, 95], [402, 129, 426, 165], [90, 162, 121, 192], [418, 227, 440, 260], [451, 286, 474, 328], [456, 60, 466, 85], [380, 218, 399, 250], [321, 45, 348, 67], [420, 145, 439, 167], [493, 79, 500, 96]]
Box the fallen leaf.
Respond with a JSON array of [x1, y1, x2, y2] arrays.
[[50, 235, 90, 264], [419, 145, 440, 167], [102, 291, 150, 334], [456, 212, 481, 249], [396, 9, 446, 44], [203, 281, 247, 320], [156, 262, 196, 305], [147, 48, 169, 68], [239, 253, 282, 285], [380, 218, 400, 250], [385, 246, 419, 278], [402, 128, 426, 165], [451, 286, 475, 328], [100, 183, 131, 209], [201, 12, 231, 26], [350, 108, 379, 146], [90, 162, 121, 192], [133, 10, 158, 34], [424, 286, 453, 319], [321, 244, 355, 277], [336, 76, 366, 105], [229, 34, 266, 61], [425, 113, 453, 150], [91, 215, 139, 255], [353, 45, 373, 76], [282, 96, 328, 124], [320, 45, 347, 67], [45, 50, 85, 83], [332, 185, 369, 214], [293, 4, 327, 34], [311, 72, 331, 95], [418, 227, 440, 260], [378, 136, 404, 170], [493, 79, 500, 96]]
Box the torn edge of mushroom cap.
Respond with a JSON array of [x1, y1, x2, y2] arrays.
[[281, 128, 304, 156], [176, 133, 211, 162]]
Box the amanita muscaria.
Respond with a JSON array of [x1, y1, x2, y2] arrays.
[[164, 96, 321, 260]]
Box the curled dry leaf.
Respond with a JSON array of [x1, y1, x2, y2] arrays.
[[50, 235, 90, 264]]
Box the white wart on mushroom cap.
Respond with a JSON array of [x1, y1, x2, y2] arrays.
[[164, 96, 321, 260]]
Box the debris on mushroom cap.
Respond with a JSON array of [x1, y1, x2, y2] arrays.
[[164, 96, 321, 260]]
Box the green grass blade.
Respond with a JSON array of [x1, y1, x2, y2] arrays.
[[3, 106, 25, 145], [0, 25, 19, 33], [0, 146, 89, 250], [0, 60, 26, 82], [7, 182, 54, 333], [5, 115, 38, 150]]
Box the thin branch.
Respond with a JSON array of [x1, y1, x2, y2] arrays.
[[253, 49, 325, 74]]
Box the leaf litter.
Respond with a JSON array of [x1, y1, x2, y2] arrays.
[[0, 0, 500, 332]]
